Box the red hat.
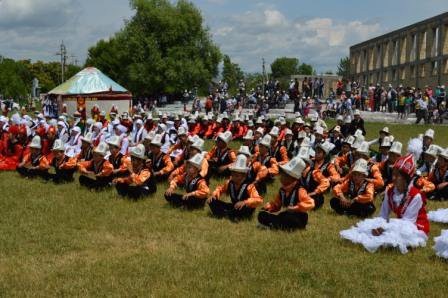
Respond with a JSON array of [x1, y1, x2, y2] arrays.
[[393, 154, 415, 177], [47, 126, 56, 135], [36, 126, 46, 137], [18, 125, 27, 136], [8, 125, 19, 135]]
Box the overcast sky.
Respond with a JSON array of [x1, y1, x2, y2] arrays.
[[0, 0, 447, 73]]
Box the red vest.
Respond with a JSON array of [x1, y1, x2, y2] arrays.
[[387, 186, 429, 235]]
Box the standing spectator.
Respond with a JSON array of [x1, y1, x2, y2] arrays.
[[318, 78, 324, 99], [415, 94, 428, 124], [387, 84, 397, 113]]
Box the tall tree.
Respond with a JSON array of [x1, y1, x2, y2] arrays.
[[0, 58, 30, 98], [86, 0, 222, 97], [297, 63, 314, 75], [222, 55, 243, 90], [337, 56, 350, 79], [270, 57, 299, 78]]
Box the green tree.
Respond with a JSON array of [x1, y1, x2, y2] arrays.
[[0, 58, 30, 99], [337, 56, 350, 79], [222, 55, 243, 91], [86, 0, 221, 97], [297, 63, 314, 75], [270, 57, 299, 78]]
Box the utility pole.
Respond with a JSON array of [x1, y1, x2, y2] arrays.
[[55, 41, 68, 83], [262, 57, 266, 95]]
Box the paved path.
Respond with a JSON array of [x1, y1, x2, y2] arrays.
[[155, 100, 442, 125]]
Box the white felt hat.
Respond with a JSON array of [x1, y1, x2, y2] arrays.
[[29, 135, 41, 149], [229, 155, 249, 173], [94, 142, 109, 156], [130, 144, 146, 160], [352, 158, 369, 176], [107, 136, 121, 148], [279, 157, 306, 179], [238, 145, 252, 157], [188, 153, 204, 170]]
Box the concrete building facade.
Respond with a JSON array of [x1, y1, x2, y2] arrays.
[[350, 12, 448, 88]]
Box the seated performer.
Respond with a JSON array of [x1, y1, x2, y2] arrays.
[[374, 154, 430, 236], [16, 136, 50, 178], [377, 141, 402, 189], [295, 146, 328, 210], [331, 158, 376, 218], [206, 131, 236, 178], [253, 134, 279, 183], [208, 154, 263, 220], [106, 136, 131, 178], [236, 145, 269, 195], [258, 157, 315, 230], [147, 134, 174, 181], [45, 139, 77, 183], [165, 153, 210, 209], [169, 138, 208, 180], [113, 144, 156, 199], [78, 142, 114, 190], [76, 132, 94, 162], [268, 127, 289, 165], [427, 148, 448, 201]]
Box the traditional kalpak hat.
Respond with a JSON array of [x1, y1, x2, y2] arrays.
[[217, 131, 232, 144], [107, 136, 121, 148], [279, 157, 306, 180], [188, 153, 204, 170], [352, 158, 369, 176], [130, 144, 146, 160], [243, 130, 254, 140], [29, 135, 42, 149], [94, 142, 109, 156], [229, 155, 249, 173], [237, 145, 252, 157], [389, 141, 403, 155]]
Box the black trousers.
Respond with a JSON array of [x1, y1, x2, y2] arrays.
[[164, 193, 206, 209], [116, 182, 156, 199], [207, 163, 231, 179], [154, 174, 170, 183], [79, 175, 112, 190], [428, 186, 448, 201], [311, 194, 324, 210], [330, 197, 376, 218], [208, 199, 255, 220], [258, 210, 308, 230], [16, 167, 47, 178], [44, 169, 76, 184]]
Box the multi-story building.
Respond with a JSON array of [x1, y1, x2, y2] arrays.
[[350, 12, 448, 88]]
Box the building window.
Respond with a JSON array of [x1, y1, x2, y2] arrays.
[[400, 67, 406, 80], [444, 59, 448, 74], [420, 31, 427, 60], [420, 64, 426, 78], [392, 69, 398, 81], [444, 25, 448, 55], [376, 45, 381, 69], [432, 27, 439, 57], [392, 40, 399, 65], [400, 37, 407, 63], [431, 61, 438, 76], [383, 42, 389, 67], [410, 65, 416, 78], [410, 34, 417, 61]]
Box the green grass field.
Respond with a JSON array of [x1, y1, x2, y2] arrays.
[[1, 122, 448, 297]]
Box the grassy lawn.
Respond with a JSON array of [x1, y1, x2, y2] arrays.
[[1, 122, 448, 297]]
